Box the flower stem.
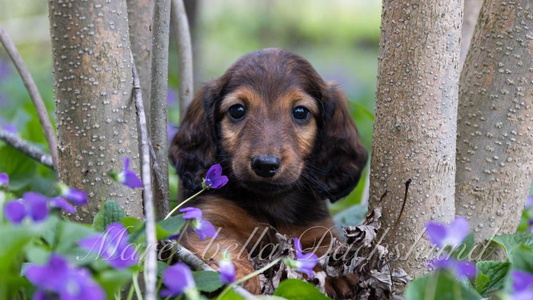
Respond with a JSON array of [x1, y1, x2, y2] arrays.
[[164, 188, 205, 219], [218, 257, 282, 298], [133, 272, 144, 300]]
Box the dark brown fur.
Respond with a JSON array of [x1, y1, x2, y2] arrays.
[[169, 48, 367, 298]]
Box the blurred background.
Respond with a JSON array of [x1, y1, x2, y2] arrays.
[[0, 0, 381, 223]]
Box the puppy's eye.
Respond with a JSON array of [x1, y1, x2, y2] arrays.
[[228, 104, 246, 120], [292, 106, 310, 122]]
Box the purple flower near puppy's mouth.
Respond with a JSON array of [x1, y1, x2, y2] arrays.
[[202, 164, 228, 190]]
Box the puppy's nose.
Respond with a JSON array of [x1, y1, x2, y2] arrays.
[[251, 155, 281, 178]]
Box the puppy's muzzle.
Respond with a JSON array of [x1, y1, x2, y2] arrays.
[[251, 155, 281, 178]]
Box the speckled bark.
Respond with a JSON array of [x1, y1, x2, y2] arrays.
[[369, 0, 462, 278], [49, 0, 143, 222], [456, 0, 533, 244], [127, 0, 153, 124], [460, 0, 483, 70], [150, 0, 171, 220]]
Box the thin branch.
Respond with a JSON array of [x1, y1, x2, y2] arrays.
[[131, 55, 158, 300], [0, 129, 54, 169], [0, 25, 59, 170], [170, 242, 259, 300], [171, 0, 194, 119], [150, 0, 171, 220]]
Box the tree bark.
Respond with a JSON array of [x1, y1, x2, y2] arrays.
[[460, 0, 483, 70], [369, 0, 462, 278], [456, 0, 533, 244], [150, 0, 171, 220], [48, 0, 143, 222], [127, 0, 154, 125]]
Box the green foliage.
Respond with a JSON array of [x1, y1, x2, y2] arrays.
[[194, 271, 224, 293], [92, 200, 127, 232], [274, 279, 332, 300], [475, 261, 510, 297], [492, 232, 533, 258], [404, 227, 533, 300], [405, 272, 482, 300]]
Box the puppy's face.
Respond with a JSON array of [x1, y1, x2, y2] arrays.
[[171, 49, 367, 201], [219, 86, 319, 193]]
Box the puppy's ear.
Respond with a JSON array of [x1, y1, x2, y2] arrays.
[[315, 84, 368, 202], [169, 84, 218, 194]]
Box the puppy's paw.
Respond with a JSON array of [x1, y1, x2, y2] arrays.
[[324, 274, 357, 299], [234, 259, 262, 294]]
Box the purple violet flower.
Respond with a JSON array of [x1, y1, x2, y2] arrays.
[[526, 195, 533, 208], [0, 173, 8, 187], [0, 58, 11, 80], [78, 222, 139, 269], [429, 257, 476, 280], [4, 192, 50, 224], [5, 200, 26, 223], [119, 157, 143, 189], [58, 182, 88, 205], [219, 251, 236, 284], [161, 262, 199, 298], [25, 253, 105, 300], [511, 270, 533, 300], [179, 207, 217, 240], [167, 88, 178, 107], [284, 237, 318, 279], [49, 197, 76, 214], [202, 164, 228, 190], [426, 216, 470, 248], [528, 219, 533, 232], [167, 123, 179, 142]]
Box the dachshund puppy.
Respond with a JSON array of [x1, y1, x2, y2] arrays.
[[169, 48, 367, 298]]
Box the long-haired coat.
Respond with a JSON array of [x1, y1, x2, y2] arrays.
[[170, 48, 367, 298]]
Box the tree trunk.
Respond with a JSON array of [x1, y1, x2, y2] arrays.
[[369, 0, 462, 278], [150, 0, 171, 220], [48, 0, 143, 222], [460, 0, 483, 70], [456, 0, 533, 244], [127, 0, 154, 125]]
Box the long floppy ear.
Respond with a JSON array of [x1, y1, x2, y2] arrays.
[[315, 84, 368, 202], [169, 84, 219, 194]]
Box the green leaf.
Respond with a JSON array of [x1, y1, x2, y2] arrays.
[[96, 269, 134, 299], [92, 200, 127, 232], [217, 288, 245, 300], [333, 203, 367, 226], [350, 101, 375, 122], [450, 233, 475, 260], [194, 271, 224, 292], [492, 232, 533, 258], [24, 245, 50, 264], [475, 261, 510, 297], [121, 217, 143, 233], [156, 215, 186, 240], [0, 145, 37, 191], [56, 220, 96, 251], [405, 272, 482, 300], [274, 279, 331, 300], [508, 246, 533, 273]]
